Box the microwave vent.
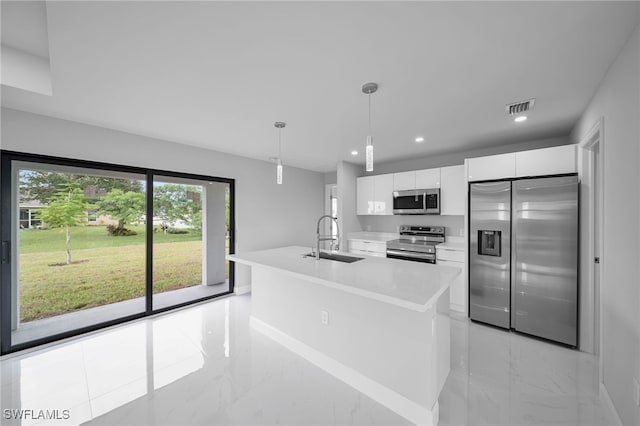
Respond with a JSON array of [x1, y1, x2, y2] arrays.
[[506, 98, 535, 115]]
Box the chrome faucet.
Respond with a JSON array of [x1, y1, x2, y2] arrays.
[[316, 215, 340, 260]]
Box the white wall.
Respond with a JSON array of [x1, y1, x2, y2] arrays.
[[358, 215, 464, 239], [1, 108, 325, 291], [324, 172, 337, 185], [571, 17, 640, 426]]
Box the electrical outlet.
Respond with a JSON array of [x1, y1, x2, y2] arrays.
[[321, 310, 329, 326], [633, 377, 640, 407]]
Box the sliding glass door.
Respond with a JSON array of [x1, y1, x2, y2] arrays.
[[0, 152, 234, 354], [152, 176, 231, 310], [7, 161, 147, 347]]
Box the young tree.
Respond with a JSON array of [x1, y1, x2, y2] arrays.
[[153, 184, 202, 230], [36, 184, 87, 265], [20, 170, 143, 203], [225, 188, 230, 233], [96, 189, 145, 234]]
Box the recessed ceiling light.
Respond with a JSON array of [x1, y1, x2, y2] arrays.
[[514, 116, 527, 123], [415, 136, 425, 143], [351, 150, 359, 156]]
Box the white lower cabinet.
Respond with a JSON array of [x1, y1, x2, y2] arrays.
[[436, 246, 466, 313], [349, 239, 387, 257]]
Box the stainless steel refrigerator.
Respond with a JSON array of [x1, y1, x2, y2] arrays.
[[469, 175, 579, 346]]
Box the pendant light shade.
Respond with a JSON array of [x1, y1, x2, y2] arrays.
[[362, 82, 378, 172], [276, 158, 283, 185], [365, 136, 373, 172], [274, 121, 286, 185]]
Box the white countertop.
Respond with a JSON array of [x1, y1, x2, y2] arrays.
[[228, 246, 460, 312], [346, 232, 399, 243], [437, 241, 465, 251]]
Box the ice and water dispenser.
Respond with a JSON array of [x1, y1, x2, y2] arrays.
[[477, 230, 501, 257]]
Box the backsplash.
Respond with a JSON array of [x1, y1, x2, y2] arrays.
[[357, 215, 465, 238]]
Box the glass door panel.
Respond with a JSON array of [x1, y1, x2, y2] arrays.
[[152, 176, 230, 310], [10, 161, 147, 346]]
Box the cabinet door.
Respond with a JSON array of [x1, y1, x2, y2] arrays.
[[440, 165, 465, 216], [356, 176, 375, 215], [515, 145, 577, 177], [415, 168, 441, 188], [468, 153, 516, 181], [393, 171, 415, 190], [349, 240, 386, 254], [438, 259, 465, 313], [374, 174, 394, 215]]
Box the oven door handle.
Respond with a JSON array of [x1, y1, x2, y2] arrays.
[[386, 249, 434, 260], [423, 193, 427, 211]]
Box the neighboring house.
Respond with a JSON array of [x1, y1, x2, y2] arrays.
[[19, 199, 43, 229], [19, 185, 121, 229]]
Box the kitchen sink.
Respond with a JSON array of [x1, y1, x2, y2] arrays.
[[303, 252, 364, 263]]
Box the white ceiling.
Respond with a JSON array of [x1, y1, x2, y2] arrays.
[[1, 1, 49, 59], [1, 1, 638, 172]]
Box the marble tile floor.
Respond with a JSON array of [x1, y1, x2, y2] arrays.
[[11, 282, 229, 346], [0, 294, 615, 426]]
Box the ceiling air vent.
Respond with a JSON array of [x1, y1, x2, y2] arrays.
[[506, 98, 535, 115]]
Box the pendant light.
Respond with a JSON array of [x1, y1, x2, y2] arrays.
[[362, 82, 378, 172], [274, 121, 286, 184]]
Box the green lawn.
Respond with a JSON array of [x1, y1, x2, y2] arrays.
[[18, 225, 228, 322], [19, 224, 200, 254]]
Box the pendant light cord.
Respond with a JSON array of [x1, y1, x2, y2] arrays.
[[368, 93, 372, 135], [278, 128, 281, 158]]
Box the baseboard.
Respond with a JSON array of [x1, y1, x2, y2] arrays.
[[234, 285, 251, 295], [250, 315, 437, 426], [600, 382, 623, 426]]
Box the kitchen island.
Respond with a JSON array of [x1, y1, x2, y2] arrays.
[[228, 246, 460, 425]]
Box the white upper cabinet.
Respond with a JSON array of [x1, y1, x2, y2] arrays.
[[357, 174, 394, 215], [393, 171, 415, 191], [467, 145, 577, 182], [467, 153, 516, 181], [374, 174, 394, 215], [393, 168, 441, 190], [515, 145, 577, 177], [440, 165, 465, 216], [356, 176, 375, 215], [415, 168, 441, 188]]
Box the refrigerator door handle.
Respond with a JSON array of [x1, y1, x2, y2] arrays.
[[510, 217, 516, 329]]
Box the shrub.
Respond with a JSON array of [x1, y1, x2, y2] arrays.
[[106, 225, 138, 236], [166, 228, 188, 234]]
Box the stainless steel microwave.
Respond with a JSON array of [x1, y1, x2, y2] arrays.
[[392, 188, 440, 215]]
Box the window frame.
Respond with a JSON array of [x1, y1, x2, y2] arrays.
[[0, 150, 236, 355]]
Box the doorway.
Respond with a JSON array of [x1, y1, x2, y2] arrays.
[[324, 184, 338, 250], [578, 119, 604, 364]]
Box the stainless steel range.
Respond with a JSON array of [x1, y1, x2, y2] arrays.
[[386, 225, 445, 264]]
